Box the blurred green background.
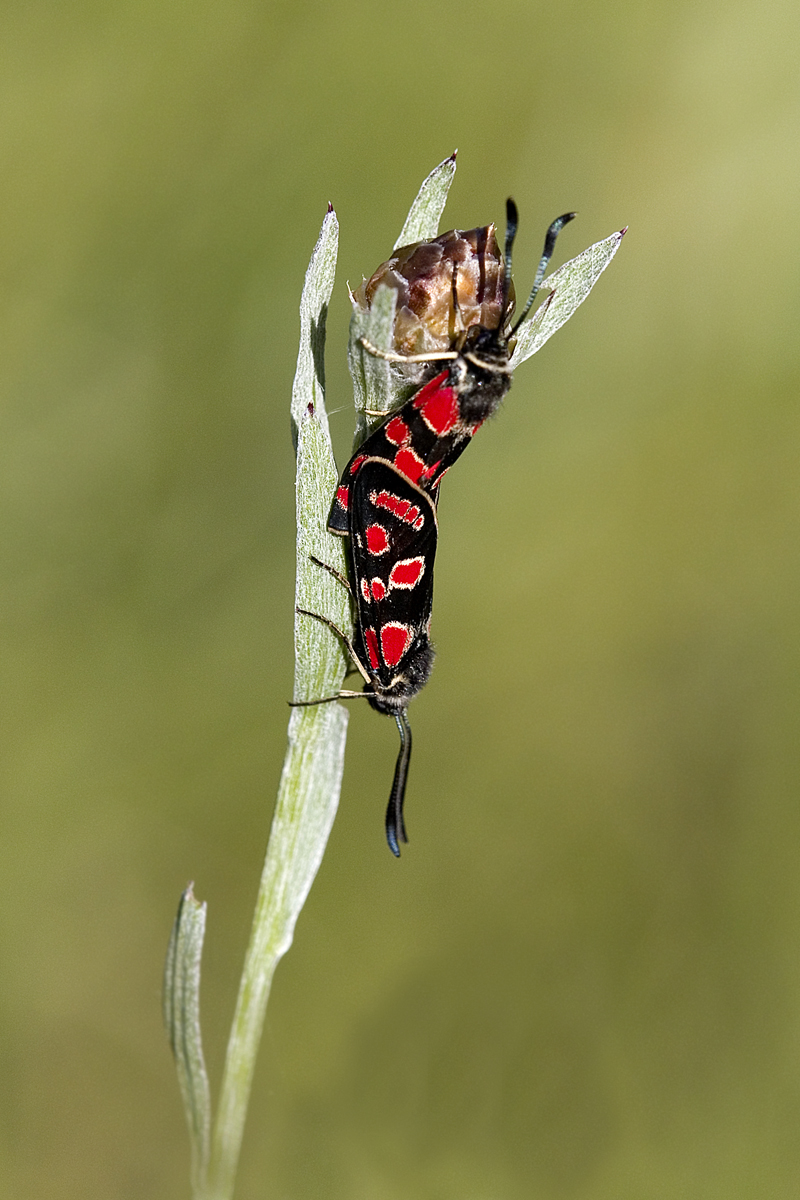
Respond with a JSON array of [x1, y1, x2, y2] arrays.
[[2, 0, 800, 1196]]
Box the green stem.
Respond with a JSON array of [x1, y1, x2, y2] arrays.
[[204, 702, 348, 1198]]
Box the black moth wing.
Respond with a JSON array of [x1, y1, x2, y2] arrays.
[[348, 458, 438, 707]]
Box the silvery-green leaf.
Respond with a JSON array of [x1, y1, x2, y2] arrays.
[[509, 228, 626, 370], [205, 208, 349, 1200], [164, 885, 211, 1195], [290, 205, 339, 443], [291, 205, 351, 699], [347, 281, 396, 412], [393, 151, 457, 249], [347, 155, 458, 445], [348, 282, 411, 444]]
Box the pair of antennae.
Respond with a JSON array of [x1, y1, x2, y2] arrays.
[[503, 198, 577, 336]]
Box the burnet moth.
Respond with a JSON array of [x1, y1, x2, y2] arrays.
[[297, 458, 437, 855], [300, 201, 574, 855]]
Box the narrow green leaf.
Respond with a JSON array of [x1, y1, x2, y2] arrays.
[[347, 282, 404, 443], [205, 206, 350, 1200], [293, 407, 352, 701], [290, 205, 339, 442], [393, 151, 457, 249], [290, 203, 350, 740], [347, 155, 457, 445], [164, 885, 211, 1196], [509, 227, 627, 370]]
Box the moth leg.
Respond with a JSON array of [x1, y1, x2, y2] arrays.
[[289, 689, 370, 708], [309, 554, 350, 592], [359, 337, 458, 365], [295, 606, 371, 685]]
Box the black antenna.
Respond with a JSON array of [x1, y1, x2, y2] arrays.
[[385, 710, 412, 856], [502, 198, 519, 316], [510, 210, 577, 336]]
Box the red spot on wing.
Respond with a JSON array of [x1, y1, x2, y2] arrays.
[[371, 489, 422, 527], [335, 484, 350, 510], [360, 579, 371, 603], [364, 628, 380, 671], [349, 454, 367, 477], [381, 623, 412, 667], [419, 384, 459, 435], [389, 557, 424, 588], [385, 416, 410, 446], [393, 447, 425, 483], [370, 578, 386, 601], [366, 524, 389, 554]]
